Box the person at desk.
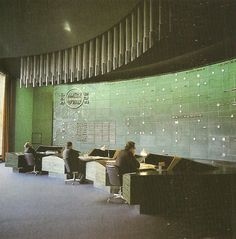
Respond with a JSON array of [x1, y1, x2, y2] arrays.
[[115, 141, 140, 178], [24, 142, 40, 171], [63, 141, 85, 183], [24, 142, 36, 157]]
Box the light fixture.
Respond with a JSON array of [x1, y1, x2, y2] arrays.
[[64, 21, 71, 32], [100, 145, 110, 158], [100, 145, 107, 151], [140, 148, 148, 157]]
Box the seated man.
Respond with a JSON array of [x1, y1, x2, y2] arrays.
[[63, 141, 85, 182], [115, 141, 140, 183], [24, 142, 38, 171], [24, 142, 36, 157]]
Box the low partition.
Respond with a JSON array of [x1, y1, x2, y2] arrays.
[[41, 155, 65, 178]]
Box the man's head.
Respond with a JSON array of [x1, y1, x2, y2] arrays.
[[24, 142, 32, 149], [66, 141, 73, 149], [125, 141, 136, 155]]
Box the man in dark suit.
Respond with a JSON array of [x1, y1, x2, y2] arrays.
[[63, 141, 85, 182], [115, 141, 140, 180], [24, 142, 39, 171], [24, 142, 36, 157]]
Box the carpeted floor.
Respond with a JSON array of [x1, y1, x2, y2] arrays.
[[0, 163, 234, 239]]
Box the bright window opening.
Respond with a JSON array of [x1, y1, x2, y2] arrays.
[[0, 73, 6, 156]]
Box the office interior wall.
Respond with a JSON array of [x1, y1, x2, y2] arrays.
[[14, 83, 53, 152], [53, 58, 236, 161], [32, 86, 53, 148], [14, 82, 33, 152]]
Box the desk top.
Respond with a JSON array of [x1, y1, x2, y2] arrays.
[[81, 157, 156, 171], [79, 156, 112, 161]]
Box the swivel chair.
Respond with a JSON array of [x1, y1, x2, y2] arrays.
[[63, 157, 81, 185], [106, 164, 126, 203], [24, 153, 38, 175]]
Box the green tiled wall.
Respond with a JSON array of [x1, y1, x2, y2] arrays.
[[32, 86, 53, 147], [14, 82, 33, 152], [53, 58, 236, 161], [14, 83, 53, 152]]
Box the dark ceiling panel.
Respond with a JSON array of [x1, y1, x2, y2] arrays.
[[0, 0, 139, 58]]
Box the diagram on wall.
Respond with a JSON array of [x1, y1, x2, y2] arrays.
[[53, 59, 236, 160]]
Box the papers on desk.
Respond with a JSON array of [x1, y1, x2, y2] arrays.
[[45, 150, 57, 155], [139, 163, 156, 171], [15, 152, 24, 156]]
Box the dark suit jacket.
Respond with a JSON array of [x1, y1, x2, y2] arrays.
[[115, 150, 140, 176], [24, 147, 36, 158], [63, 149, 80, 173]]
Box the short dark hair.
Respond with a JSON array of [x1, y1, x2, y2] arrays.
[[125, 141, 135, 151], [66, 141, 72, 148]]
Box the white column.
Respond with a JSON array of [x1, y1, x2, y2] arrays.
[[89, 40, 95, 78], [95, 37, 101, 76], [131, 12, 137, 61], [107, 30, 113, 72], [125, 17, 131, 64]]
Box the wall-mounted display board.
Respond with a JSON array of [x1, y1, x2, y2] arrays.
[[53, 58, 236, 161]]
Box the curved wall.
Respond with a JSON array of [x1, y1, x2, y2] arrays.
[[52, 58, 236, 161]]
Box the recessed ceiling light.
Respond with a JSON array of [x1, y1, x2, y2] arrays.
[[64, 22, 71, 32]]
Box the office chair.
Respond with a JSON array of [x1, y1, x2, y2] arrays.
[[24, 153, 38, 175], [63, 158, 81, 185], [106, 164, 126, 203]]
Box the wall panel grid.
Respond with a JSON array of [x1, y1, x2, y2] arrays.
[[20, 0, 170, 87], [53, 58, 236, 161]]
